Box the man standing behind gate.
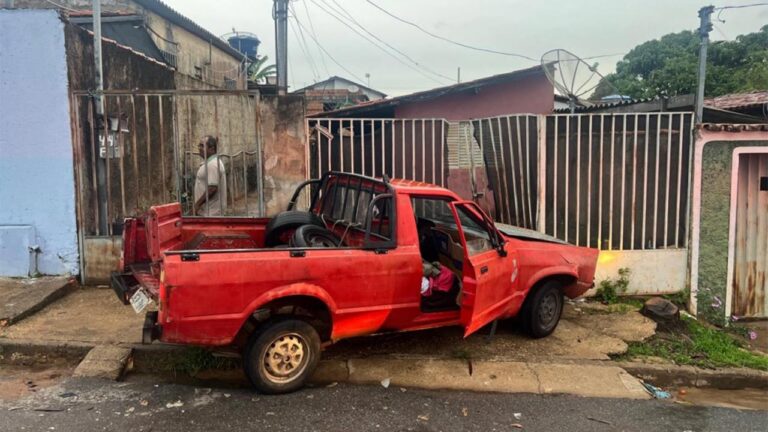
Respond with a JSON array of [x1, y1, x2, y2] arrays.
[[193, 135, 228, 216]]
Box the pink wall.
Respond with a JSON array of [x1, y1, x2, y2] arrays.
[[394, 73, 553, 120]]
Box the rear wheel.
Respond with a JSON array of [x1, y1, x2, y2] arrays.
[[243, 319, 321, 394], [519, 280, 564, 338]]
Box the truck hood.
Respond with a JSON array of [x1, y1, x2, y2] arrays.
[[495, 223, 569, 245]]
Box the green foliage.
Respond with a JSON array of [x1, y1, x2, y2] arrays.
[[248, 55, 277, 84], [623, 316, 768, 371], [175, 347, 239, 376], [663, 286, 690, 308], [595, 268, 631, 304], [593, 25, 768, 99]]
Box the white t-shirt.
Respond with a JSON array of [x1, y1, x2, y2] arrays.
[[194, 155, 227, 216]]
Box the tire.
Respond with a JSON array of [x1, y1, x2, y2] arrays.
[[243, 318, 321, 394], [519, 280, 564, 338], [290, 225, 342, 248], [264, 211, 324, 247]]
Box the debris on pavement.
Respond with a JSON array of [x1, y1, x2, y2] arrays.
[[642, 382, 671, 399], [462, 407, 468, 417], [380, 378, 391, 388], [326, 382, 338, 388], [165, 400, 183, 408], [511, 423, 523, 429], [513, 412, 522, 420], [586, 416, 613, 425], [417, 414, 429, 421]]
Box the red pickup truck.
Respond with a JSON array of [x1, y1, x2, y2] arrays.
[[113, 172, 598, 394]]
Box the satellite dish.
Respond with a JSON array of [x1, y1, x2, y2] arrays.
[[541, 49, 621, 113], [348, 85, 360, 93]]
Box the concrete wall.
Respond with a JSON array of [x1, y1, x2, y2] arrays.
[[394, 73, 553, 121], [590, 249, 688, 297], [0, 10, 79, 276], [259, 95, 307, 215]]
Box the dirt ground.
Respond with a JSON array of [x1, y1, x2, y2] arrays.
[[0, 287, 145, 345], [324, 301, 657, 362]]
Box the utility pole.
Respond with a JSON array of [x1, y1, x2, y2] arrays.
[[274, 0, 289, 95], [93, 0, 107, 234], [457, 67, 461, 83], [695, 5, 714, 124]]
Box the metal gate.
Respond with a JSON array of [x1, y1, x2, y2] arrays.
[[70, 90, 265, 282], [307, 118, 449, 185]]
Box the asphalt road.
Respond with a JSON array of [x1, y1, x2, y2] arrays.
[[1, 375, 766, 432]]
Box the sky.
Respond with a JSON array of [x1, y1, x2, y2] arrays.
[[163, 0, 768, 96]]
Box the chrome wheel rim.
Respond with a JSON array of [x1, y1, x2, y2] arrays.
[[261, 333, 309, 383]]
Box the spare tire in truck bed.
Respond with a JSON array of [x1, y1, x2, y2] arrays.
[[264, 211, 324, 247]]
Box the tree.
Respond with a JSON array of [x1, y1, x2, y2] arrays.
[[592, 25, 768, 100], [248, 55, 277, 84]]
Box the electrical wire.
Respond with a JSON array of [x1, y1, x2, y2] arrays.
[[301, 0, 331, 76], [309, 0, 450, 85], [323, 0, 455, 82], [715, 2, 768, 22], [292, 15, 367, 84], [43, 0, 79, 13], [365, 0, 538, 62], [288, 8, 321, 82]]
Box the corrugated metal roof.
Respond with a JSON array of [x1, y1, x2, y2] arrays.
[[76, 16, 167, 65], [697, 123, 768, 132], [311, 65, 545, 118], [705, 91, 768, 110]]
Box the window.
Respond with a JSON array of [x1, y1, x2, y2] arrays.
[[320, 176, 394, 244], [412, 197, 494, 255]]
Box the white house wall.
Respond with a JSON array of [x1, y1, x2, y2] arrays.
[[0, 10, 79, 276]]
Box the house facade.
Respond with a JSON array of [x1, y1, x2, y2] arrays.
[[294, 76, 386, 116], [5, 0, 247, 89]]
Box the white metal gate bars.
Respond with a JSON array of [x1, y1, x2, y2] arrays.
[[542, 113, 694, 250], [307, 118, 449, 186]]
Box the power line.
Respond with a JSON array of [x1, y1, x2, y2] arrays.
[[309, 0, 450, 85], [714, 2, 768, 22], [301, 0, 330, 76], [292, 15, 367, 84], [323, 0, 455, 82], [288, 3, 321, 81], [365, 0, 538, 62]]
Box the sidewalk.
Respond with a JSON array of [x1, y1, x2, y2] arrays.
[[0, 276, 74, 327], [1, 287, 766, 398]]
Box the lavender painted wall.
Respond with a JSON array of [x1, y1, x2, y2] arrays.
[[0, 10, 79, 276], [394, 73, 553, 121]]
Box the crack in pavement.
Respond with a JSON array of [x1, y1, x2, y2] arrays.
[[524, 362, 543, 394]]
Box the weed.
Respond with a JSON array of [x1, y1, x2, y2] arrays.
[[663, 287, 690, 308], [175, 347, 239, 376], [619, 315, 768, 371], [595, 268, 631, 304]]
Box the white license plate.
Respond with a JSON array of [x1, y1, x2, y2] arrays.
[[129, 288, 152, 314]]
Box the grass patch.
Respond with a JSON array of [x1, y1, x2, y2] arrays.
[[619, 316, 768, 371], [175, 347, 240, 376]]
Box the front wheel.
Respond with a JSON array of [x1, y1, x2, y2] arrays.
[[244, 319, 321, 394], [519, 280, 564, 338]]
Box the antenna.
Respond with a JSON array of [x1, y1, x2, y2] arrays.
[[541, 49, 622, 113]]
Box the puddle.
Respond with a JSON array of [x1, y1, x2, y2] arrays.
[[672, 387, 768, 411]]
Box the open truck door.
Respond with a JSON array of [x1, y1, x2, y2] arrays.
[[449, 201, 519, 337]]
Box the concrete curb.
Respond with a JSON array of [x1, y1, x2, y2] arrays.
[[618, 362, 768, 390], [2, 338, 766, 392]]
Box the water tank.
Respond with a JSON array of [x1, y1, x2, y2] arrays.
[[227, 33, 260, 59]]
